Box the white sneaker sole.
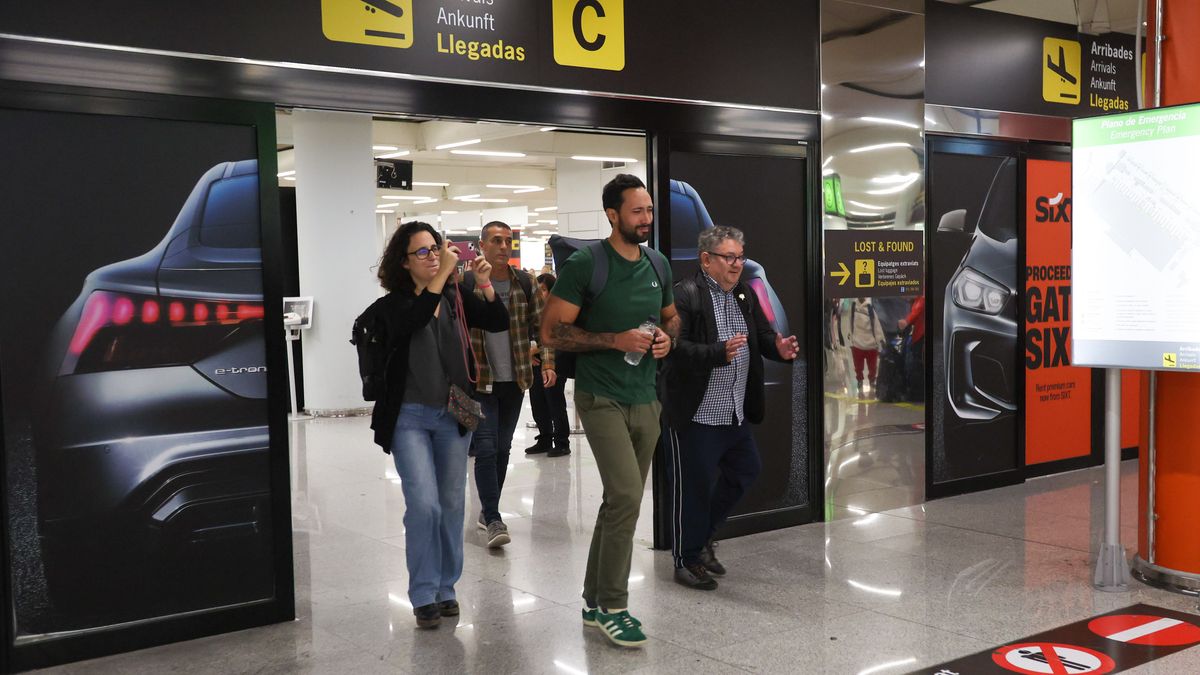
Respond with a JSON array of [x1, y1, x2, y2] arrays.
[[486, 531, 511, 548]]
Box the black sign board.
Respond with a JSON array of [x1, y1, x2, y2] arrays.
[[824, 230, 923, 298], [0, 1, 819, 111], [927, 2, 1137, 118], [913, 604, 1200, 675], [376, 159, 413, 189]]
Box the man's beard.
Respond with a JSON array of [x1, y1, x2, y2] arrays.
[[616, 218, 651, 245]]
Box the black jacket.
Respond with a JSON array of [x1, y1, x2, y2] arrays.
[[662, 270, 784, 427], [368, 284, 508, 452]]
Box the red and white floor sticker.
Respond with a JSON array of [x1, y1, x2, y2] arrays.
[[991, 642, 1116, 675], [1088, 614, 1200, 647]]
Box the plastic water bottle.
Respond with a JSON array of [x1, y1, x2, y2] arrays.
[[624, 316, 658, 366]]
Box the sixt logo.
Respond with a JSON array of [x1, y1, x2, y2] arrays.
[[1035, 193, 1071, 223], [214, 366, 267, 375]]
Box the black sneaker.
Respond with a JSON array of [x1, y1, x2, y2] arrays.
[[525, 441, 550, 455], [547, 445, 571, 457], [438, 599, 460, 617], [414, 603, 441, 628], [674, 563, 718, 590], [700, 540, 726, 577]]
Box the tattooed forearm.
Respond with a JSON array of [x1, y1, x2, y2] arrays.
[[548, 322, 615, 352], [662, 313, 680, 339]]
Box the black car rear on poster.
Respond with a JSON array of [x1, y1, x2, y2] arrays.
[[32, 160, 273, 613]]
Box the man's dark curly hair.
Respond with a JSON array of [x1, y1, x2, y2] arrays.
[[378, 221, 442, 293]]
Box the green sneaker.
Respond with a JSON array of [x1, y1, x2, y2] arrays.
[[595, 609, 647, 648], [582, 606, 598, 626]]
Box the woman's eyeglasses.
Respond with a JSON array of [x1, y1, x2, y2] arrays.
[[407, 245, 442, 260]]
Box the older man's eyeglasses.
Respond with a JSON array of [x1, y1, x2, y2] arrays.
[[707, 251, 747, 265], [407, 245, 441, 260]]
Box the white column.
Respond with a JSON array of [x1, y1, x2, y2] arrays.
[[556, 158, 605, 239], [293, 109, 379, 413]]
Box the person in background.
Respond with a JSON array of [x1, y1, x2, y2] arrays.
[[897, 295, 926, 402], [366, 221, 507, 629], [466, 221, 554, 548], [526, 273, 571, 458], [847, 296, 884, 395], [662, 225, 798, 591]]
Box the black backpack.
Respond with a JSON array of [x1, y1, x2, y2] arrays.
[[350, 300, 388, 402], [547, 236, 669, 378]]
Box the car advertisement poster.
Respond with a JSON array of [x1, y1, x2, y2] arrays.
[[1072, 104, 1200, 371], [664, 151, 810, 522], [1025, 159, 1092, 465], [0, 109, 276, 638], [928, 149, 1020, 486]]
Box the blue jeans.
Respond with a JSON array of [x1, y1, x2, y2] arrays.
[[471, 382, 525, 524], [391, 403, 473, 608]]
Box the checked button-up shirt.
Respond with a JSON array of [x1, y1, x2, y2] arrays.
[[692, 272, 749, 426]]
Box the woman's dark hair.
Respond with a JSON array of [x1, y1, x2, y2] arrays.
[[536, 272, 556, 291], [378, 221, 442, 293]]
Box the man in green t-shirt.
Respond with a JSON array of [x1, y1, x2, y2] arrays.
[[541, 173, 679, 649]]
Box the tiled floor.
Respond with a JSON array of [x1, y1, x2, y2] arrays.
[[40, 393, 1200, 674]]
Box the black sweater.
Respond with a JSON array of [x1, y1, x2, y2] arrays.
[[662, 270, 785, 427], [368, 284, 508, 452]]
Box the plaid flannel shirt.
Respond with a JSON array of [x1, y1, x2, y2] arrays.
[[470, 269, 554, 392]]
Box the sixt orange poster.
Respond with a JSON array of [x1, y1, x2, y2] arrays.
[[1025, 159, 1092, 464]]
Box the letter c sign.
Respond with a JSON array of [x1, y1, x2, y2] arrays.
[[553, 0, 625, 71]]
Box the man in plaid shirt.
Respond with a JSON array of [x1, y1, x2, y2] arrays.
[[467, 221, 555, 548]]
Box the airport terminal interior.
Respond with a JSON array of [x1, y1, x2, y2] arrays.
[[7, 0, 1200, 673]]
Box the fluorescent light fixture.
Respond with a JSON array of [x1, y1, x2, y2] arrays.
[[452, 194, 480, 200], [847, 200, 890, 210], [514, 187, 546, 194], [459, 197, 510, 203], [283, 176, 296, 181], [534, 206, 558, 212], [859, 116, 920, 130], [451, 149, 526, 158], [375, 210, 395, 214], [376, 203, 400, 209], [539, 126, 558, 132], [532, 230, 556, 235], [846, 579, 902, 597], [848, 142, 912, 154], [435, 138, 481, 150], [376, 150, 411, 159], [441, 210, 460, 214], [858, 657, 918, 675], [276, 170, 295, 177], [571, 155, 638, 163], [871, 172, 920, 184], [381, 195, 431, 201], [372, 145, 398, 151], [412, 181, 450, 187], [486, 184, 541, 190], [537, 219, 558, 224], [414, 198, 439, 205]]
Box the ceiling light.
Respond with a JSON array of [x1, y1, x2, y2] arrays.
[[859, 116, 920, 130], [412, 181, 450, 187], [381, 195, 431, 201], [452, 194, 480, 200], [534, 206, 558, 212], [459, 197, 510, 203], [435, 138, 482, 150], [571, 155, 638, 163], [277, 170, 295, 177], [451, 149, 526, 157], [376, 150, 410, 159], [375, 210, 395, 214], [532, 229, 556, 235], [372, 145, 398, 151], [848, 142, 912, 154], [871, 172, 920, 184], [414, 198, 439, 205], [377, 203, 400, 209], [514, 187, 546, 193], [537, 219, 558, 224], [441, 210, 460, 214], [486, 184, 541, 190]]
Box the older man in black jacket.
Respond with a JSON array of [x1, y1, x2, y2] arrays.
[[662, 225, 798, 590]]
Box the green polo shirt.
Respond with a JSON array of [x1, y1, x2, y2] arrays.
[[552, 240, 673, 404]]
